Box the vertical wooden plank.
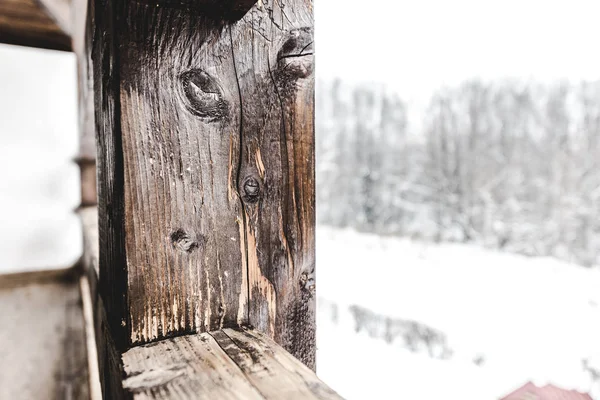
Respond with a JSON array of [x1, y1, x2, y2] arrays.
[[91, 0, 130, 349], [230, 0, 316, 368], [93, 1, 250, 347], [73, 0, 97, 208], [119, 3, 248, 344]]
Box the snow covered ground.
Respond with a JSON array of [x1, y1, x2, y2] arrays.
[[316, 226, 600, 399]]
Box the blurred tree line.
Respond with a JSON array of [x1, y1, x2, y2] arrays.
[[317, 79, 600, 267]]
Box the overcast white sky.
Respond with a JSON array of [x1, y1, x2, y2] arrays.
[[316, 0, 600, 102]]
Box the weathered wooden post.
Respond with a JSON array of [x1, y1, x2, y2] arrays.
[[86, 0, 323, 397], [0, 0, 329, 398]]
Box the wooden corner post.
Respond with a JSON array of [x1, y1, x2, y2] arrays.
[[91, 0, 315, 373]]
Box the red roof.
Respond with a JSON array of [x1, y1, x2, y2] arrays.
[[500, 381, 593, 400]]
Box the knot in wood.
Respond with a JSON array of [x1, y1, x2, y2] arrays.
[[180, 69, 229, 121], [170, 229, 199, 253], [299, 271, 315, 296], [277, 28, 314, 79], [242, 177, 260, 203]]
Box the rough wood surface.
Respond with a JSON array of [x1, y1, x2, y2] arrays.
[[118, 2, 248, 344], [92, 0, 130, 350], [212, 329, 338, 399], [0, 269, 90, 400], [122, 333, 263, 399], [0, 0, 71, 51], [230, 0, 316, 368], [121, 329, 341, 400], [79, 205, 125, 399], [92, 0, 315, 367]]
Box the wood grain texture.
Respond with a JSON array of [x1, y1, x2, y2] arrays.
[[230, 0, 316, 368], [212, 329, 339, 399], [118, 2, 247, 344], [0, 269, 90, 400], [92, 0, 130, 350], [122, 333, 264, 399], [0, 0, 71, 51], [79, 205, 126, 399], [92, 0, 315, 368], [121, 329, 341, 400]]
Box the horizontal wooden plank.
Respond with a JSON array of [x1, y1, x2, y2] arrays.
[[122, 333, 264, 400], [215, 329, 342, 400], [0, 268, 90, 399], [0, 0, 71, 51], [121, 329, 342, 399], [0, 266, 77, 288]]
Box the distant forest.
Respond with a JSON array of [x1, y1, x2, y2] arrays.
[[316, 79, 600, 267]]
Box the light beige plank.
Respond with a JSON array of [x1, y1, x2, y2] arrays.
[[213, 329, 342, 400], [121, 333, 265, 400], [0, 269, 89, 400]]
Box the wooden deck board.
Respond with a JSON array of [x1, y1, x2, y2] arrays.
[[0, 269, 90, 400], [122, 329, 342, 400], [122, 333, 264, 400]]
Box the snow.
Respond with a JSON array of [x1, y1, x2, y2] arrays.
[[316, 226, 600, 399]]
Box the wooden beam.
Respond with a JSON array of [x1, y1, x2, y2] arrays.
[[121, 329, 342, 399], [92, 0, 315, 368], [0, 0, 71, 51]]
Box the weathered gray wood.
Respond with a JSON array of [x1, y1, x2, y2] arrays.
[[122, 333, 264, 399], [230, 0, 316, 368], [121, 329, 341, 400], [212, 329, 339, 399], [224, 329, 339, 399], [0, 0, 71, 51], [0, 268, 90, 400], [91, 0, 315, 369]]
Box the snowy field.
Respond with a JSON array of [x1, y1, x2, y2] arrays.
[[316, 226, 600, 399]]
